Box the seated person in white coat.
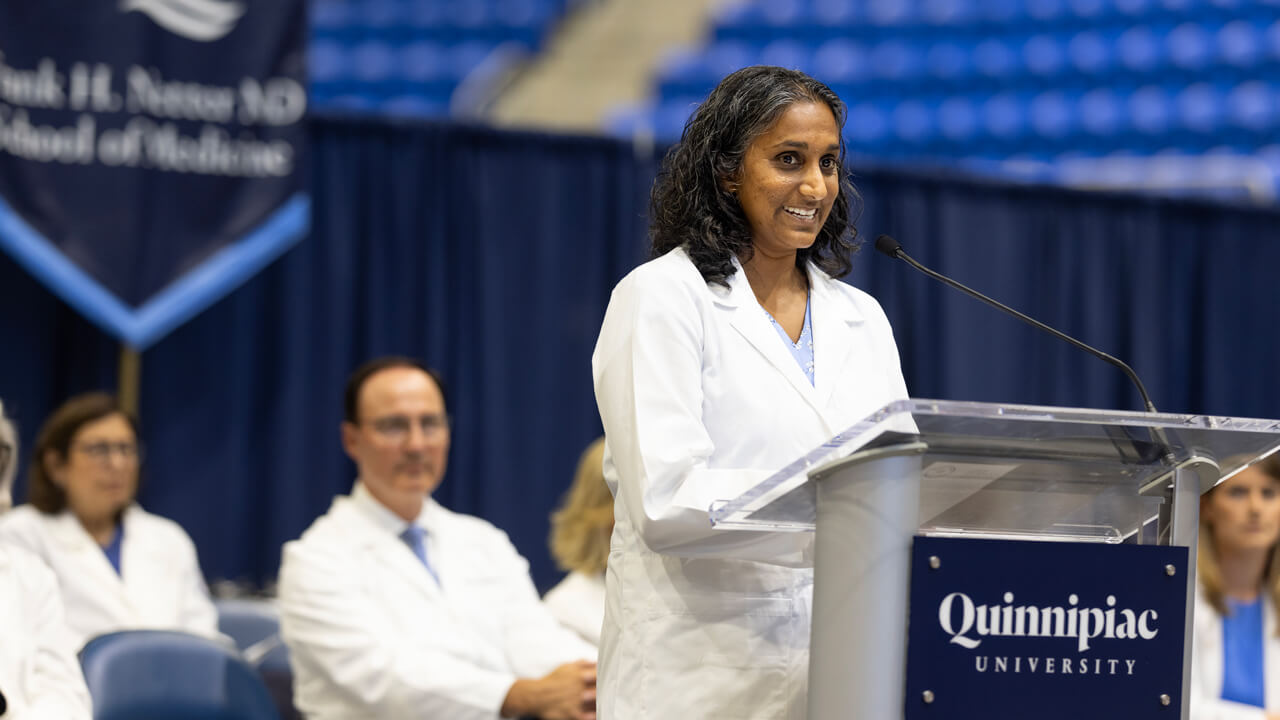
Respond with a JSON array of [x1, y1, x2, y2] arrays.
[[1192, 454, 1280, 720], [278, 357, 597, 720], [592, 66, 910, 719], [0, 393, 220, 649], [0, 400, 93, 719], [543, 437, 610, 647]]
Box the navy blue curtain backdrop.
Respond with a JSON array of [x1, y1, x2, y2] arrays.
[[1, 117, 1278, 590]]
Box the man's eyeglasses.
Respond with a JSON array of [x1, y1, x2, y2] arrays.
[[74, 441, 142, 463], [366, 414, 450, 443]]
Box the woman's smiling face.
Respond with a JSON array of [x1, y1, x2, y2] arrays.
[[730, 101, 841, 258]]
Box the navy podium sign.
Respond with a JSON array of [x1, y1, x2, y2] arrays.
[[905, 536, 1189, 719], [0, 0, 308, 348]]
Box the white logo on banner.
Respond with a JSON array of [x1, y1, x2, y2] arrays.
[[119, 0, 245, 42], [937, 591, 1160, 677]]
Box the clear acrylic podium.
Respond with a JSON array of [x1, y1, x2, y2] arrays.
[[708, 399, 1280, 720]]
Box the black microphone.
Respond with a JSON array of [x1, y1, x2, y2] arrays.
[[874, 234, 1160, 414]]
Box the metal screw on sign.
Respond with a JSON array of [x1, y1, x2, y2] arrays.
[[1164, 564, 1176, 576], [928, 556, 941, 570], [1159, 694, 1171, 706], [922, 690, 935, 704]]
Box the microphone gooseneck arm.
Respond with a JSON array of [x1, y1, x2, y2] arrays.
[[874, 234, 1159, 414]]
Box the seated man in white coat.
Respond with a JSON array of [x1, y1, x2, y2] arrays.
[[279, 357, 597, 720]]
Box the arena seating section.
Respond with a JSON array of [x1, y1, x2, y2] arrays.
[[307, 0, 1280, 199], [309, 0, 572, 115], [608, 0, 1280, 199]]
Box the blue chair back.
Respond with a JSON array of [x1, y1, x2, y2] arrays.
[[80, 630, 281, 720]]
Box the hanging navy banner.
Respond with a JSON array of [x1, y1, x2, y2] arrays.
[[0, 0, 308, 348], [905, 536, 1189, 720]]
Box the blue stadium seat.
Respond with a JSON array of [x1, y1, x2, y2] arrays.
[[350, 41, 398, 83], [1026, 0, 1066, 24], [1066, 0, 1110, 22], [310, 0, 351, 31], [602, 102, 655, 138], [702, 41, 757, 81], [972, 38, 1019, 80], [978, 0, 1025, 25], [1078, 87, 1123, 136], [1128, 85, 1174, 136], [1029, 90, 1074, 139], [937, 96, 981, 141], [1174, 82, 1225, 134], [759, 39, 811, 73], [813, 39, 868, 85], [846, 102, 891, 145], [870, 39, 923, 81], [656, 99, 699, 139], [80, 630, 280, 720], [1113, 0, 1155, 18], [866, 0, 915, 26], [925, 42, 974, 82], [1217, 20, 1265, 68], [891, 99, 936, 144], [1021, 34, 1066, 78], [1066, 30, 1114, 75], [352, 0, 407, 32], [1225, 81, 1274, 132], [760, 0, 807, 27], [216, 599, 298, 720], [399, 41, 450, 83], [1167, 22, 1213, 71], [308, 40, 348, 84], [1115, 25, 1162, 73], [812, 0, 861, 25], [919, 0, 977, 27], [982, 92, 1027, 139]]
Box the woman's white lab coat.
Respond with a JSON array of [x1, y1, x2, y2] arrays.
[[0, 504, 219, 649], [0, 545, 92, 719], [592, 247, 909, 719], [1191, 586, 1280, 719]]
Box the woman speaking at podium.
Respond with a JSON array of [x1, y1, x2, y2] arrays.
[[1193, 454, 1280, 719], [592, 66, 909, 718]]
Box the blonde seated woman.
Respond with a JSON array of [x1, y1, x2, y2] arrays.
[[544, 437, 612, 647], [0, 393, 219, 649], [1193, 454, 1280, 719]]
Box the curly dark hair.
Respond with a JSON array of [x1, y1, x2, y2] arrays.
[[649, 65, 862, 287]]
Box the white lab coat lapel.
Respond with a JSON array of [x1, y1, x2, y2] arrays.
[[807, 266, 864, 412], [48, 511, 126, 602], [719, 260, 824, 416], [338, 500, 443, 603]]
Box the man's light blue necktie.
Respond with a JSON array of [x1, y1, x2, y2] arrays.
[[400, 524, 441, 586]]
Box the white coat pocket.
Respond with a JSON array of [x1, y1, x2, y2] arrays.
[[637, 595, 799, 719]]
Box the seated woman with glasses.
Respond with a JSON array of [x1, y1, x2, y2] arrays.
[[0, 392, 220, 649]]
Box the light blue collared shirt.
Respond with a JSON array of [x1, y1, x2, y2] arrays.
[[762, 293, 815, 386], [350, 482, 441, 585]]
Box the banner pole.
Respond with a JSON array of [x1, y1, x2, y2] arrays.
[[118, 345, 140, 418]]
